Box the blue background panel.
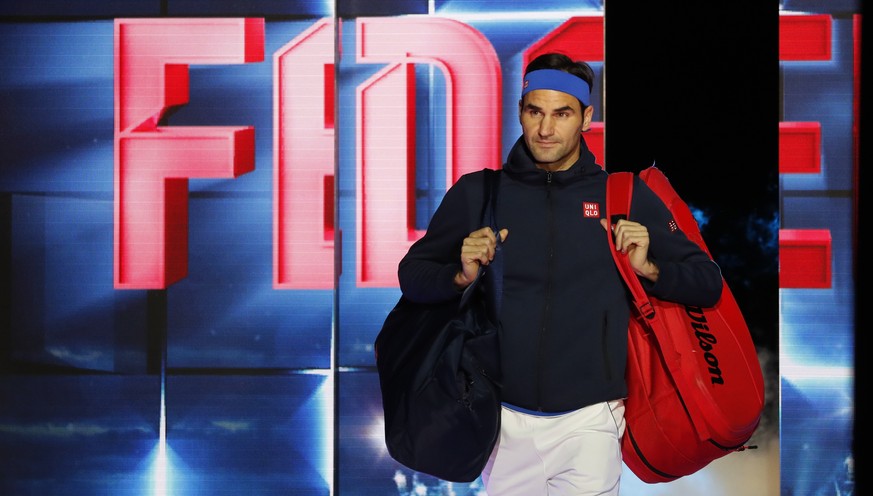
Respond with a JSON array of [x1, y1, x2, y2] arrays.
[[0, 22, 115, 194], [0, 375, 161, 495], [10, 194, 150, 373], [163, 374, 330, 495]]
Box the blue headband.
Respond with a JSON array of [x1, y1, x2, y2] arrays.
[[521, 69, 590, 107]]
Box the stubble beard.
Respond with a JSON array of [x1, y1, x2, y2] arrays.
[[530, 141, 577, 170]]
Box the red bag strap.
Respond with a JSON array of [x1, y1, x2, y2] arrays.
[[605, 172, 654, 320]]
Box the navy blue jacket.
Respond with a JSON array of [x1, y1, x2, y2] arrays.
[[398, 136, 723, 413]]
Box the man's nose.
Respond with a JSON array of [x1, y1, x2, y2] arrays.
[[539, 116, 555, 136]]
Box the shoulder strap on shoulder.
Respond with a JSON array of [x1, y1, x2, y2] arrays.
[[606, 171, 633, 221], [462, 168, 503, 315], [606, 172, 654, 319], [481, 168, 500, 230]]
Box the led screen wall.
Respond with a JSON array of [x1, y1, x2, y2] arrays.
[[778, 2, 859, 494], [0, 0, 860, 494]]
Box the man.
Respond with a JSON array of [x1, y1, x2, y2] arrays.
[[397, 52, 723, 495]]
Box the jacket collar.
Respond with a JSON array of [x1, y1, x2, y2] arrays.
[[502, 135, 601, 184]]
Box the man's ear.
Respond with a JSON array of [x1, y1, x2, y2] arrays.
[[581, 104, 594, 132], [517, 99, 524, 124]]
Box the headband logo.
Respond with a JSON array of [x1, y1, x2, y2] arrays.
[[523, 80, 529, 89]]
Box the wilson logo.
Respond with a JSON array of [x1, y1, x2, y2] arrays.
[[686, 305, 724, 385]]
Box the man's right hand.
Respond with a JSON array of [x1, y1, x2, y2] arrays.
[[453, 227, 509, 289]]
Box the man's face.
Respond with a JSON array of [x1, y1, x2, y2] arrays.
[[518, 89, 593, 171]]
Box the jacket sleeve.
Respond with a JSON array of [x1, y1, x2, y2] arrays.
[[630, 176, 724, 308], [397, 172, 483, 303]]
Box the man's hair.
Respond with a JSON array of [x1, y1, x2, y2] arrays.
[[523, 53, 595, 105]]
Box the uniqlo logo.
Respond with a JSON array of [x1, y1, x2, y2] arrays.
[[583, 201, 600, 218]]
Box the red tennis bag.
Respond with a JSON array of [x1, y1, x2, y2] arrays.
[[606, 167, 765, 483]]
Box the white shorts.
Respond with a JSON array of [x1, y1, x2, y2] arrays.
[[481, 400, 626, 496]]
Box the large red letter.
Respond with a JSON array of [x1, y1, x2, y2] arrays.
[[114, 18, 264, 289], [273, 18, 335, 289], [355, 17, 502, 287]]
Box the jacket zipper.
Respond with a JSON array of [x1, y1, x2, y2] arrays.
[[536, 171, 555, 411], [602, 314, 613, 380]]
